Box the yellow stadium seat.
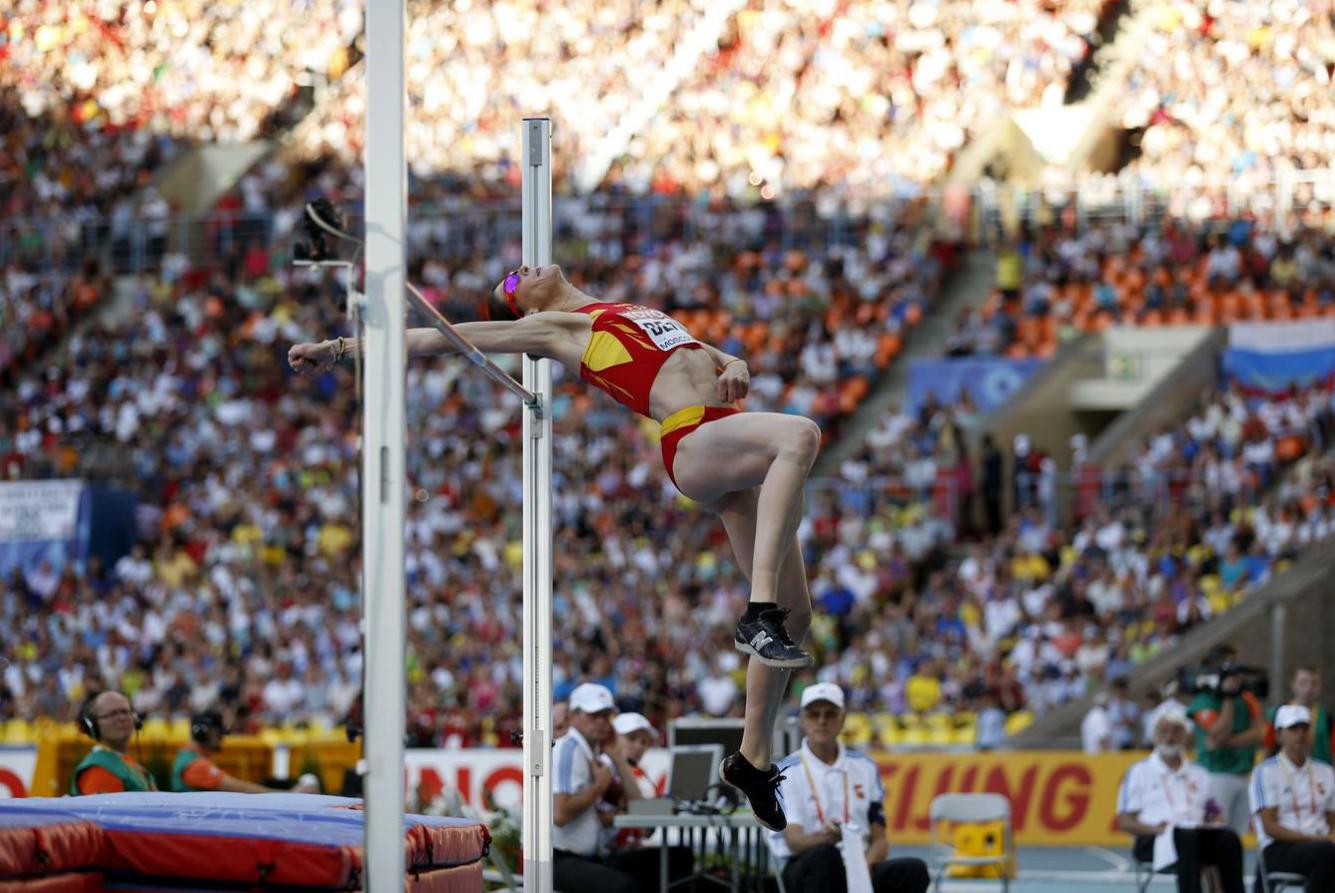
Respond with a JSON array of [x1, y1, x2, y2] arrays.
[[141, 717, 172, 739], [1199, 574, 1221, 595], [168, 718, 192, 739], [1208, 593, 1232, 616], [902, 715, 929, 747], [1004, 711, 1035, 737], [925, 713, 953, 747], [952, 714, 979, 746], [2, 719, 33, 744], [841, 712, 873, 747], [874, 714, 901, 749]]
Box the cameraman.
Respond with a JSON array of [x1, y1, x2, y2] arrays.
[[1187, 645, 1265, 835]]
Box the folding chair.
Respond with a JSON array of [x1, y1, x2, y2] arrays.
[[1256, 845, 1306, 893], [1134, 854, 1175, 893], [928, 793, 1013, 893]]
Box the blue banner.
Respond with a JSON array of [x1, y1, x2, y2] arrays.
[[0, 481, 137, 579], [906, 358, 1042, 415]]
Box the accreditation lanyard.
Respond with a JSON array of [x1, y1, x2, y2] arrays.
[[1279, 758, 1319, 824], [1159, 768, 1197, 822], [801, 751, 849, 827]]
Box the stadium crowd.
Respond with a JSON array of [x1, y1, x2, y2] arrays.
[[966, 215, 1335, 359], [0, 190, 955, 744], [1113, 0, 1335, 195], [1, 0, 360, 141], [620, 0, 1110, 195], [4, 221, 1333, 744]]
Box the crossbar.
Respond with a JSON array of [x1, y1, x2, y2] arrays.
[[404, 282, 538, 409]]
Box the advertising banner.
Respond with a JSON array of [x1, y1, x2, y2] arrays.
[[906, 358, 1041, 416], [0, 746, 38, 798], [403, 747, 1141, 846], [0, 480, 89, 578], [406, 748, 671, 813]]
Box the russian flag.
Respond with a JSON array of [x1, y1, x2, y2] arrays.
[[1223, 319, 1335, 393]]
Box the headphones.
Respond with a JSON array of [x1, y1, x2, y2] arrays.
[[190, 711, 226, 746], [79, 693, 144, 741]]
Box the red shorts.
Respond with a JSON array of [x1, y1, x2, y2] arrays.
[[659, 405, 741, 492]]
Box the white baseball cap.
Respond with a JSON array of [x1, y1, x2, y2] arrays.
[[568, 683, 616, 715], [612, 712, 658, 738], [800, 683, 846, 711], [1275, 704, 1313, 730]]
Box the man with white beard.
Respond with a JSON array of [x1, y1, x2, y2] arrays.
[[1116, 704, 1244, 893]]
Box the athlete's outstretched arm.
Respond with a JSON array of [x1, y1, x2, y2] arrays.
[[288, 313, 569, 374]]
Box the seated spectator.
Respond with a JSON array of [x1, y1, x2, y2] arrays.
[[1116, 704, 1244, 893], [1249, 705, 1335, 891]]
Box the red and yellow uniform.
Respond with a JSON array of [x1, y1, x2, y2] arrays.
[[574, 302, 738, 488]]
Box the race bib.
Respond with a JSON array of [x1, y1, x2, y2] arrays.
[[621, 308, 699, 352]]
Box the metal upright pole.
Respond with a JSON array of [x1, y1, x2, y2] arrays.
[[362, 0, 407, 888], [521, 117, 555, 893]]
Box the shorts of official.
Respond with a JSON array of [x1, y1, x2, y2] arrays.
[[659, 405, 741, 491]]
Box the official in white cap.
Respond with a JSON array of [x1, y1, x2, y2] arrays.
[[552, 683, 637, 893], [599, 712, 693, 890], [1249, 704, 1335, 889], [1116, 702, 1245, 893], [768, 683, 929, 893]]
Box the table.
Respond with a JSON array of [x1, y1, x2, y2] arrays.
[[612, 812, 778, 892]]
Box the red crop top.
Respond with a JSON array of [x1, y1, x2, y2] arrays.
[[574, 302, 704, 418]]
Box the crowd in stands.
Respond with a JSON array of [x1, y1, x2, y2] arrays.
[[958, 216, 1335, 359], [798, 375, 1335, 723], [619, 0, 1110, 195], [1112, 0, 1335, 195], [0, 190, 958, 745], [1, 0, 359, 141]]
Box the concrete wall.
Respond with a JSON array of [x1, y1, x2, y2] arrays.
[[1086, 326, 1226, 468], [984, 334, 1106, 468]]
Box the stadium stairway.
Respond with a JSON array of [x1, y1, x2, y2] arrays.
[[813, 249, 997, 475], [1010, 539, 1335, 749], [983, 324, 1225, 514]]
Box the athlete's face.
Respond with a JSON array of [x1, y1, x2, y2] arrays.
[[498, 264, 564, 314]]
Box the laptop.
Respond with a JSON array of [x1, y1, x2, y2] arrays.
[[626, 744, 724, 815]]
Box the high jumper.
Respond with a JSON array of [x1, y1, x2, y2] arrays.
[[289, 263, 822, 830]]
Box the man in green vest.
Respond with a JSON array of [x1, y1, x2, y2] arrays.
[[71, 691, 157, 794], [171, 710, 283, 793], [1264, 666, 1334, 764], [1187, 646, 1265, 836]]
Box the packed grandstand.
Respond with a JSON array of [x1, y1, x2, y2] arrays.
[[2, 0, 1335, 764]]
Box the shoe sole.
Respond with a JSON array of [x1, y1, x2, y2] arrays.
[[718, 763, 786, 832], [733, 640, 815, 668]]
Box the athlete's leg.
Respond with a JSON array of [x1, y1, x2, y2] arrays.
[[671, 412, 822, 607], [715, 487, 812, 769]]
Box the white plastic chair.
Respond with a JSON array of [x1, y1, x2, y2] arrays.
[[928, 793, 1013, 893]]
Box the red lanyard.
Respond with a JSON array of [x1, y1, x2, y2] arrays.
[[1279, 758, 1318, 821], [801, 752, 849, 826], [1159, 769, 1197, 818]]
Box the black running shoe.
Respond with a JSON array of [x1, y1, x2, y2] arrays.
[[719, 751, 788, 831], [734, 607, 813, 668]]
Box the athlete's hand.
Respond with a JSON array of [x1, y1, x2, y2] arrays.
[[289, 340, 336, 375], [717, 360, 749, 403]]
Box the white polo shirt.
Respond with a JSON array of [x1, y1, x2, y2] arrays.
[[553, 727, 602, 857], [1117, 751, 1213, 827], [767, 741, 884, 861], [1249, 754, 1335, 848]]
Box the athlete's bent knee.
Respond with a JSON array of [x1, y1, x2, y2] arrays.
[[781, 418, 822, 467]]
